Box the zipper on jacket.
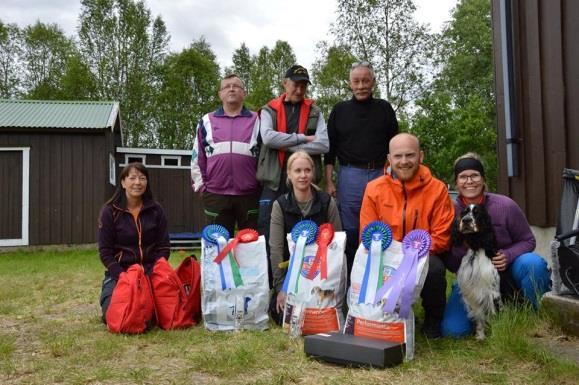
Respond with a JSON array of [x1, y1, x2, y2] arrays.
[[133, 214, 144, 263], [402, 183, 408, 237], [412, 209, 418, 231]]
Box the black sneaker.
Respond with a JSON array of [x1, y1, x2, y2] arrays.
[[421, 317, 442, 339]]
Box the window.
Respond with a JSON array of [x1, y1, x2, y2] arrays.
[[162, 156, 181, 167], [125, 154, 145, 165]]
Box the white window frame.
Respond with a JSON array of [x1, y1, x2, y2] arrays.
[[161, 155, 181, 168], [116, 148, 190, 169], [0, 147, 30, 246], [124, 154, 146, 165]]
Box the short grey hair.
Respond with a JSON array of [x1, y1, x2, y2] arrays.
[[349, 61, 376, 81]]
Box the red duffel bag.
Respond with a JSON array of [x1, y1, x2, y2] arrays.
[[106, 264, 155, 334], [150, 256, 201, 329]]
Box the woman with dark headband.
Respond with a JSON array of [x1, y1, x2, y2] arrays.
[[441, 153, 551, 337]]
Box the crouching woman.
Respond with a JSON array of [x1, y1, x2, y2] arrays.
[[98, 162, 170, 322], [269, 151, 342, 324], [442, 153, 551, 337]]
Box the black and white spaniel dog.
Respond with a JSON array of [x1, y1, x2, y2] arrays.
[[453, 203, 501, 340]]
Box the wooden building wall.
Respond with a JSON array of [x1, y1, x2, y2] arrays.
[[0, 129, 115, 245], [492, 0, 579, 227], [116, 151, 205, 234]]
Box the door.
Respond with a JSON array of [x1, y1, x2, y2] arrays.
[[0, 148, 29, 246]]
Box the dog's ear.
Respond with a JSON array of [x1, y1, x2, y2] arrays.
[[479, 206, 493, 231], [451, 217, 463, 246]]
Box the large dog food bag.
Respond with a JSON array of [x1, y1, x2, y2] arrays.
[[281, 220, 347, 337], [345, 221, 431, 360], [200, 225, 269, 331]]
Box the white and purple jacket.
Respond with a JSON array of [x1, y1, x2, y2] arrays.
[[191, 106, 260, 196]]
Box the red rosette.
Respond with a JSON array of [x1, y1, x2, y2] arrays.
[[213, 228, 259, 264], [306, 223, 335, 280], [237, 228, 259, 243]]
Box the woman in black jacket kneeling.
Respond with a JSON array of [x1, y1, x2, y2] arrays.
[[269, 151, 342, 324]]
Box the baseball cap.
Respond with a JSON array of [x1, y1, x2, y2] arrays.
[[285, 65, 311, 84]]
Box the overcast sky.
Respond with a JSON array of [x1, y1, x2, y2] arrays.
[[3, 0, 458, 70]]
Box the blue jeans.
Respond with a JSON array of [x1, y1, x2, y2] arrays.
[[441, 252, 551, 337], [336, 165, 383, 275]]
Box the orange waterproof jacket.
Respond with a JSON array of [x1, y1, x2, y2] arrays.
[[359, 164, 454, 255]]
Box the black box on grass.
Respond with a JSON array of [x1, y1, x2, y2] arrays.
[[303, 332, 405, 368]]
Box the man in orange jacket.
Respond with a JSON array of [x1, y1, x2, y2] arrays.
[[359, 133, 454, 338]]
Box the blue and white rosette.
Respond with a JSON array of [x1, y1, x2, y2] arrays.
[[281, 220, 318, 296], [202, 224, 243, 290], [358, 221, 392, 305], [374, 229, 431, 318]]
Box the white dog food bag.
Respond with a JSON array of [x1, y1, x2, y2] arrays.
[[345, 222, 431, 360], [200, 225, 269, 331], [281, 221, 347, 337]]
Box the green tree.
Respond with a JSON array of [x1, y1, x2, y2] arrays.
[[332, 0, 433, 113], [310, 42, 357, 118], [228, 40, 297, 110], [152, 38, 220, 149], [0, 20, 22, 98], [246, 46, 274, 109], [411, 0, 496, 189], [20, 22, 76, 99], [268, 40, 297, 96], [58, 54, 98, 100], [228, 42, 253, 92], [78, 0, 169, 146]]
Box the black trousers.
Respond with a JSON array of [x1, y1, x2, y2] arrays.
[[420, 254, 447, 321], [202, 191, 260, 236]]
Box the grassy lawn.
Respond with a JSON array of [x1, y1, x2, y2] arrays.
[[0, 248, 577, 385]]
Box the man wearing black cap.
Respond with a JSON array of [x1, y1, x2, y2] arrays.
[[256, 64, 329, 282]]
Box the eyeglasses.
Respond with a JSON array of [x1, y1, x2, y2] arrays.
[[220, 84, 244, 91], [351, 61, 373, 69], [457, 173, 482, 183]]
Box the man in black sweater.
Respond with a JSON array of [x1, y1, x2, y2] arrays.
[[324, 62, 399, 276]]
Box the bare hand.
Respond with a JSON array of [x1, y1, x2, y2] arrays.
[[492, 252, 508, 271], [325, 180, 337, 197], [276, 291, 287, 314], [304, 135, 315, 143]]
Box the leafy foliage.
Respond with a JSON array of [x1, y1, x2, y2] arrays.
[[229, 40, 297, 110], [331, 0, 433, 113], [20, 22, 76, 99], [410, 0, 496, 189], [310, 43, 356, 118], [78, 0, 169, 146], [0, 20, 22, 98], [152, 39, 220, 149]]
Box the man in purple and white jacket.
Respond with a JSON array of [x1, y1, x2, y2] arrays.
[[191, 74, 260, 236]]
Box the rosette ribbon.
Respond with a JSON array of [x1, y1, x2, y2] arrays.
[[213, 228, 259, 264], [358, 221, 392, 304], [373, 229, 431, 318], [305, 223, 334, 280], [202, 224, 244, 290], [281, 220, 318, 295]]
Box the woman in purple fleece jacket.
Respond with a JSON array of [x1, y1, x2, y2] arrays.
[[442, 153, 551, 337], [97, 163, 170, 322]]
